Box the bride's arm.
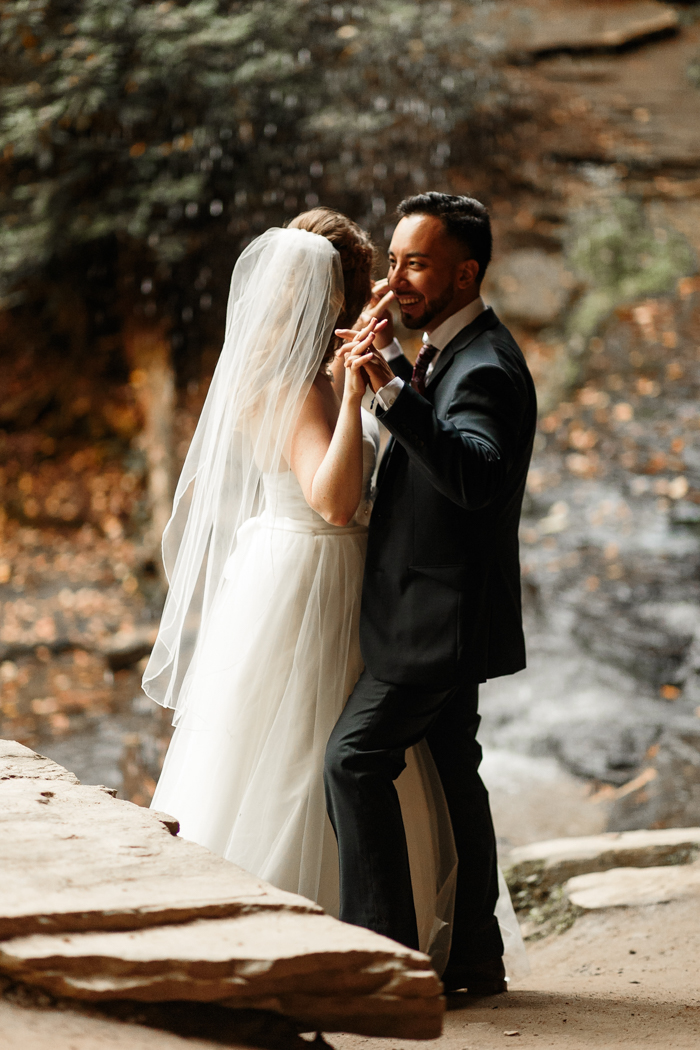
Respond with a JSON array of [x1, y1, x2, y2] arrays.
[[289, 320, 382, 527]]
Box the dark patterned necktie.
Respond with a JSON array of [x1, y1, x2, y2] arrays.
[[411, 342, 439, 396]]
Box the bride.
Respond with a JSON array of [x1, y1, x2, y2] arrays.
[[143, 208, 526, 979]]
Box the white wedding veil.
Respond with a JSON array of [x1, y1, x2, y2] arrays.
[[142, 227, 344, 720]]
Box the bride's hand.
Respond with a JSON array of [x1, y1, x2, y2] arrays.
[[338, 317, 387, 399], [344, 350, 370, 398], [335, 316, 388, 362]]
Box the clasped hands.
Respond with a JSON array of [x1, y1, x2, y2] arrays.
[[336, 317, 395, 396], [335, 278, 397, 396]]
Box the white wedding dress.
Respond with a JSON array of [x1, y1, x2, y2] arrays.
[[152, 408, 527, 979]]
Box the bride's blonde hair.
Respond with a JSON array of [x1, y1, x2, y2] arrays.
[[288, 207, 375, 365]]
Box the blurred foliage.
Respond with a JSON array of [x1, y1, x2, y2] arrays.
[[566, 197, 696, 339], [0, 0, 499, 310]]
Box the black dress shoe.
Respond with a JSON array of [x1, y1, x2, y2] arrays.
[[441, 956, 507, 996]]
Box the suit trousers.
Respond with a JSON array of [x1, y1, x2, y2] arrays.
[[324, 668, 504, 966]]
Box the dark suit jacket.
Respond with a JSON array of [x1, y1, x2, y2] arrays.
[[360, 307, 537, 690]]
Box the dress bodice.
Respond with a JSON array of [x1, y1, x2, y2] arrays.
[[262, 408, 380, 531]]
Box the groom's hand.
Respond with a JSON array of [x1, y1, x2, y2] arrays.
[[360, 349, 396, 395], [338, 319, 397, 395], [345, 345, 395, 395], [338, 317, 392, 396], [355, 278, 395, 350]]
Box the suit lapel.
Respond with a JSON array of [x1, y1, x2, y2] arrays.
[[426, 307, 499, 390], [377, 434, 396, 486]]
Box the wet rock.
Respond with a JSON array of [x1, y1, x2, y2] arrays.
[[564, 860, 700, 909], [608, 727, 700, 832], [512, 286, 700, 805], [102, 626, 158, 671], [0, 740, 443, 1039], [477, 1, 678, 58], [529, 18, 700, 169], [543, 719, 661, 786], [481, 748, 610, 851], [485, 250, 578, 328], [479, 644, 680, 789], [573, 601, 700, 691], [505, 827, 700, 890]]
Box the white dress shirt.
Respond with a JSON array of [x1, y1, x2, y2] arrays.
[[376, 296, 486, 410]]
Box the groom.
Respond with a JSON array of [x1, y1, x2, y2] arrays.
[[325, 193, 537, 994]]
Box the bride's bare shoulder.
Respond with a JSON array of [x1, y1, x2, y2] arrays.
[[300, 372, 338, 422], [289, 373, 337, 458], [312, 370, 335, 396]]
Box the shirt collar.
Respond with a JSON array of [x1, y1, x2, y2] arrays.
[[423, 296, 486, 352]]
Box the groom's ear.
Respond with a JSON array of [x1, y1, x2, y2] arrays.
[[456, 257, 480, 289]]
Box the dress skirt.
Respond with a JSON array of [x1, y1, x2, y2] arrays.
[[152, 503, 527, 978]]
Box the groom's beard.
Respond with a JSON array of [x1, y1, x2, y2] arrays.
[[397, 284, 455, 330]]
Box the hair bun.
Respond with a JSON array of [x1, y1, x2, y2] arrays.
[[288, 208, 375, 343]]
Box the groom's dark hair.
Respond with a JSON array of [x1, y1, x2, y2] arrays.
[[396, 193, 492, 283]]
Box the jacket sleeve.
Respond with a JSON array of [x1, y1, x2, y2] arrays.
[[377, 363, 523, 510], [388, 352, 414, 383]]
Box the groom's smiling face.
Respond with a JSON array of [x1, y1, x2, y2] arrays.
[[387, 214, 480, 332]]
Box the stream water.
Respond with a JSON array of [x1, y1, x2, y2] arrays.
[[32, 621, 682, 852]]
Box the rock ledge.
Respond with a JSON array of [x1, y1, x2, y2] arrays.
[[0, 740, 442, 1039], [505, 827, 700, 890]]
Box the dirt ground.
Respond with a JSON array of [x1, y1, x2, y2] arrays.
[[334, 898, 700, 1050]]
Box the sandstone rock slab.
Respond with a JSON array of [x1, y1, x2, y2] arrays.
[[0, 740, 443, 1038], [0, 742, 318, 939], [0, 912, 440, 1037], [476, 1, 678, 58], [0, 739, 80, 784], [505, 827, 700, 889], [564, 861, 700, 909]]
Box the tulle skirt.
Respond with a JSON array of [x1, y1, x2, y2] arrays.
[[152, 511, 527, 978]]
